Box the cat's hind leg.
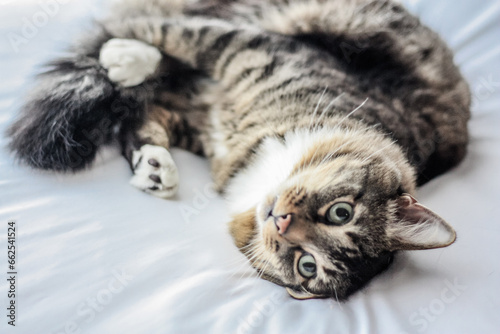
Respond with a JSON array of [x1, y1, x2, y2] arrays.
[[121, 111, 179, 199], [120, 105, 204, 199], [99, 37, 207, 198], [98, 38, 174, 197]]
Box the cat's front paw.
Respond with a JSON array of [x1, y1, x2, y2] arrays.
[[130, 144, 179, 199], [99, 38, 162, 87]]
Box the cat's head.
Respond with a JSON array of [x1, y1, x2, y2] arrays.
[[229, 127, 456, 300]]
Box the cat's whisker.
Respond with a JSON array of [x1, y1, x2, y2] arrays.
[[240, 245, 263, 263], [304, 139, 323, 170], [359, 140, 397, 164], [337, 97, 369, 127], [308, 86, 329, 129], [318, 132, 380, 166], [256, 256, 272, 281], [210, 240, 264, 290], [223, 251, 256, 267], [319, 139, 353, 165], [243, 242, 272, 282], [232, 264, 257, 282], [235, 256, 265, 282], [223, 239, 262, 269], [239, 242, 257, 251], [228, 250, 263, 282], [221, 259, 254, 278], [314, 92, 345, 131], [305, 95, 365, 171], [332, 285, 343, 310], [222, 265, 257, 289], [242, 242, 266, 262], [227, 263, 254, 282], [244, 248, 265, 264]]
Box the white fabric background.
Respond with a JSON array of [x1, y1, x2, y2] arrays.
[[0, 0, 499, 333]]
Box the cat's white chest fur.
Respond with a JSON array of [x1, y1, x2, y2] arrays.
[[225, 128, 336, 215]]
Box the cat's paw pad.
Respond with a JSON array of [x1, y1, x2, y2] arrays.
[[99, 38, 162, 87], [130, 144, 179, 198]]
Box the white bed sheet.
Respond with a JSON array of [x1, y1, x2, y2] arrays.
[[0, 0, 499, 333]]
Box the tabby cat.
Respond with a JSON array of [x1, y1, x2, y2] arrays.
[[8, 0, 470, 300]]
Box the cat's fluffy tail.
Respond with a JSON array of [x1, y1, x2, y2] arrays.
[[7, 28, 145, 171]]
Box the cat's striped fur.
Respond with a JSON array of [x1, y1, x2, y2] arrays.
[[8, 0, 469, 300]]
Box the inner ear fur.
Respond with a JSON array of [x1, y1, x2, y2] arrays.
[[388, 194, 457, 251], [229, 208, 257, 249]]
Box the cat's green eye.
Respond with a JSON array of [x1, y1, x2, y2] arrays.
[[327, 202, 354, 225], [298, 253, 316, 278]]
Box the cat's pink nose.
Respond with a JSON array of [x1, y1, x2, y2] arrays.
[[275, 214, 292, 235]]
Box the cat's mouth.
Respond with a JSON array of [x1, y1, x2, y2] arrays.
[[258, 195, 295, 232], [266, 208, 273, 221], [256, 195, 278, 226]]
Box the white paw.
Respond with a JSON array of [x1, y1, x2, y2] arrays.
[[130, 144, 179, 199], [99, 38, 162, 87]]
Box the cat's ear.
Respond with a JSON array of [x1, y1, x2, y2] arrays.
[[388, 194, 456, 251], [229, 209, 257, 249]]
